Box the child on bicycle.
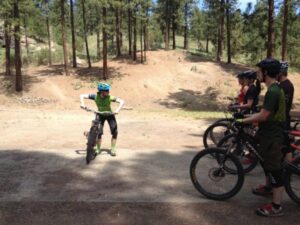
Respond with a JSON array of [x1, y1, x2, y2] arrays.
[[80, 83, 125, 156]]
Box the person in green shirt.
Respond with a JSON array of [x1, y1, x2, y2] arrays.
[[237, 58, 286, 217], [80, 83, 125, 156]]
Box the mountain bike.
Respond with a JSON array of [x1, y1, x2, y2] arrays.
[[81, 106, 115, 164], [190, 124, 300, 204], [202, 108, 258, 148], [217, 120, 300, 174]]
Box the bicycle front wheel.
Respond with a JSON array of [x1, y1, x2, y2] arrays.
[[190, 148, 244, 200], [86, 126, 98, 164], [285, 158, 300, 205], [203, 121, 235, 148]]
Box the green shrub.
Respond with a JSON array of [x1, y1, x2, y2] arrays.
[[36, 48, 49, 65]]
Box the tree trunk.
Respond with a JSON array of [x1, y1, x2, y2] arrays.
[[143, 21, 147, 61], [281, 0, 289, 61], [46, 0, 52, 66], [116, 8, 121, 57], [82, 0, 91, 68], [96, 30, 101, 60], [4, 20, 11, 76], [206, 36, 209, 53], [102, 7, 108, 80], [217, 0, 225, 61], [165, 24, 169, 50], [60, 0, 69, 76], [128, 1, 132, 56], [70, 0, 77, 67], [133, 11, 137, 61], [96, 6, 101, 61], [120, 10, 123, 48], [23, 18, 29, 56], [267, 0, 275, 58], [165, 1, 170, 50], [140, 19, 143, 63], [111, 35, 115, 51], [183, 2, 188, 49], [14, 0, 22, 92], [144, 8, 149, 52], [226, 0, 231, 64], [172, 15, 176, 50]]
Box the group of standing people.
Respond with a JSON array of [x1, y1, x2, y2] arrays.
[[234, 59, 295, 217]]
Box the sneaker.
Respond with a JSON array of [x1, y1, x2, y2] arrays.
[[111, 149, 116, 157], [256, 203, 283, 217], [94, 148, 101, 155], [252, 185, 273, 197]]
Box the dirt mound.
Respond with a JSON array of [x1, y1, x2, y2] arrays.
[[1, 50, 300, 111]]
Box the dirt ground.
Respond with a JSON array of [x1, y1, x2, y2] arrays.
[[1, 50, 300, 224]]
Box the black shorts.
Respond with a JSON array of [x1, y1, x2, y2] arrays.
[[257, 135, 284, 171], [98, 115, 118, 138]]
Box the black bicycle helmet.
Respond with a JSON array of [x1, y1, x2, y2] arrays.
[[237, 72, 245, 78], [256, 58, 281, 78], [243, 70, 257, 80]]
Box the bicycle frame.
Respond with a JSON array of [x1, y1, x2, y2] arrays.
[[225, 123, 300, 170], [81, 107, 115, 164]]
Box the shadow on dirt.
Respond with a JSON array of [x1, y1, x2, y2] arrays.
[[36, 64, 129, 82], [0, 63, 129, 96], [110, 53, 146, 65], [0, 149, 196, 202], [0, 73, 44, 97], [157, 88, 227, 112], [36, 65, 66, 77], [74, 66, 129, 82], [0, 149, 299, 225]]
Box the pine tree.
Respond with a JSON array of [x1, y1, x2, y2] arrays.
[[267, 0, 275, 58], [14, 0, 22, 91], [60, 0, 69, 75], [70, 0, 77, 67], [1, 0, 13, 76], [81, 0, 92, 68]]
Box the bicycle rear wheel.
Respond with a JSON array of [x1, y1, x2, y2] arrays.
[[190, 148, 244, 200], [203, 121, 235, 148], [217, 133, 258, 174], [285, 158, 300, 205], [86, 126, 98, 164]]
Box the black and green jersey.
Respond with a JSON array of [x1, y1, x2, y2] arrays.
[[88, 93, 117, 112], [257, 83, 286, 137]]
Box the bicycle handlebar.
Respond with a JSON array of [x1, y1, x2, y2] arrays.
[[81, 106, 116, 116]]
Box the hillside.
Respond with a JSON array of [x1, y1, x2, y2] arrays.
[[1, 50, 300, 114]]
